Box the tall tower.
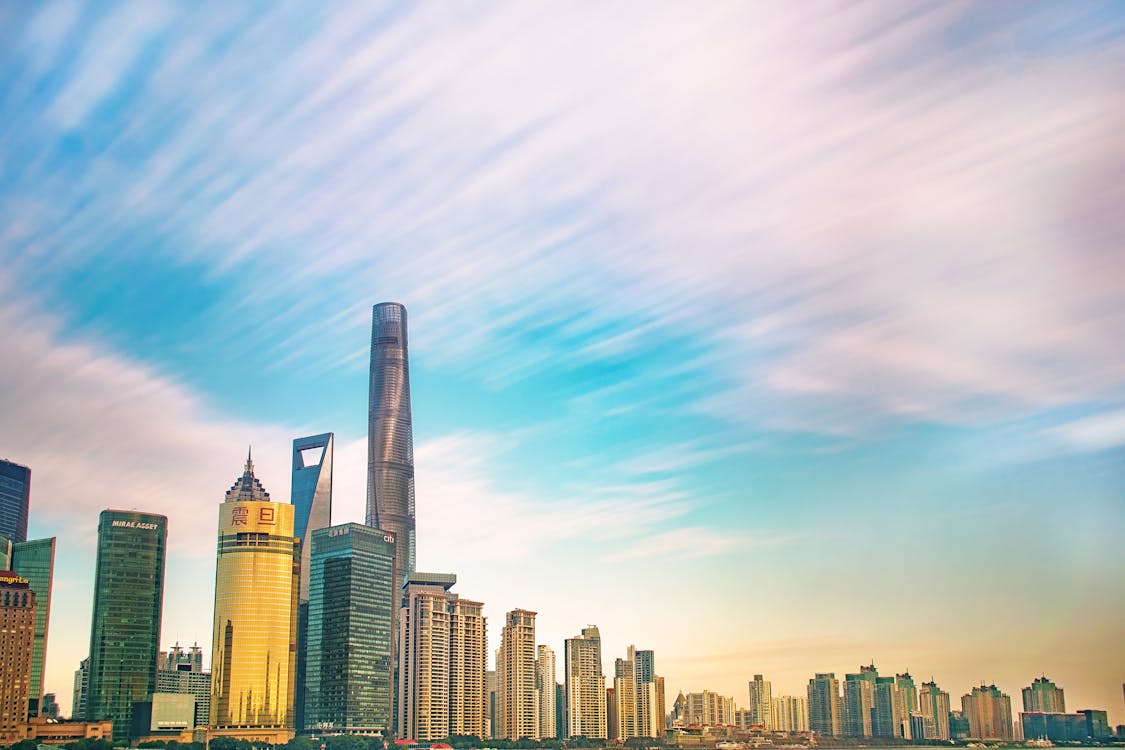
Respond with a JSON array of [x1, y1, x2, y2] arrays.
[[291, 432, 333, 731], [844, 664, 878, 737], [0, 571, 36, 744], [498, 609, 539, 740], [7, 537, 54, 717], [0, 459, 30, 543], [808, 673, 842, 737], [366, 302, 416, 584], [537, 645, 557, 739], [565, 626, 607, 739], [749, 674, 773, 730], [1022, 676, 1065, 714], [305, 524, 396, 734], [86, 510, 167, 740], [918, 681, 951, 740], [210, 453, 299, 742]]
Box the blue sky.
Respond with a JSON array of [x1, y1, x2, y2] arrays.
[[2, 0, 1124, 722]]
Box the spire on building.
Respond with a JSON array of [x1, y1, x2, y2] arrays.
[[225, 451, 271, 503]]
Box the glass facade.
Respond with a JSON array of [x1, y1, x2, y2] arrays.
[[304, 523, 396, 733], [211, 459, 298, 731], [291, 432, 333, 732], [0, 459, 31, 544], [366, 302, 416, 584], [10, 537, 55, 716], [86, 510, 167, 740]]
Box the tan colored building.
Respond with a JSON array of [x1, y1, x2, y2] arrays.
[[961, 684, 1013, 740], [449, 596, 487, 738], [565, 626, 607, 739], [681, 691, 735, 726], [1, 572, 36, 743], [17, 718, 112, 744], [398, 576, 451, 741], [498, 609, 539, 740], [210, 455, 298, 739], [536, 645, 557, 739]]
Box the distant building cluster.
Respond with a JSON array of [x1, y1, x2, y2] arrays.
[[2, 304, 1123, 747]]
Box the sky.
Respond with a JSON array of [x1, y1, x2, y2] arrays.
[[1, 0, 1124, 726]]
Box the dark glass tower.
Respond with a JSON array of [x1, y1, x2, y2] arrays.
[[291, 432, 333, 732], [304, 523, 396, 732], [86, 510, 167, 739], [0, 459, 31, 543], [10, 537, 55, 717], [366, 302, 416, 584]]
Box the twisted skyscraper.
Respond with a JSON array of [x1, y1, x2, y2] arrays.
[[367, 302, 416, 583]]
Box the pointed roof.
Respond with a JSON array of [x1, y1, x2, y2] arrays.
[[225, 447, 271, 502]]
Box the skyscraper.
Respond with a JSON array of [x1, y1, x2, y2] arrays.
[[366, 302, 416, 585], [808, 673, 842, 737], [873, 676, 906, 738], [0, 571, 36, 744], [86, 510, 167, 740], [498, 609, 539, 740], [448, 594, 488, 738], [0, 459, 30, 544], [537, 645, 557, 740], [748, 674, 773, 730], [613, 654, 636, 740], [918, 681, 951, 740], [1023, 676, 1065, 714], [72, 658, 89, 720], [306, 524, 396, 734], [844, 665, 877, 738], [291, 432, 333, 731], [771, 695, 810, 733], [634, 650, 665, 739], [396, 571, 486, 740], [210, 454, 298, 742], [962, 684, 1013, 740], [565, 626, 607, 739], [4, 536, 54, 717], [157, 643, 211, 728]]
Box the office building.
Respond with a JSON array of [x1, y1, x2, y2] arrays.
[[555, 683, 566, 738], [487, 669, 499, 739], [367, 302, 416, 585], [636, 652, 664, 739], [210, 454, 298, 741], [1023, 676, 1065, 714], [537, 645, 557, 739], [398, 572, 453, 741], [565, 626, 607, 739], [873, 676, 907, 738], [843, 665, 877, 737], [4, 537, 55, 716], [918, 681, 951, 740], [86, 510, 167, 740], [962, 684, 1013, 740], [748, 674, 772, 730], [291, 433, 333, 732], [1020, 712, 1087, 742], [157, 643, 211, 727], [613, 655, 636, 740], [771, 695, 809, 733], [306, 523, 396, 734], [130, 693, 196, 739], [40, 693, 59, 720], [680, 691, 735, 726], [0, 571, 36, 743], [808, 673, 842, 737], [0, 459, 30, 544], [449, 594, 487, 737], [498, 609, 539, 740], [613, 646, 663, 739], [73, 658, 90, 721]]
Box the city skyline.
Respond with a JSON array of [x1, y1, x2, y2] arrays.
[[1, 0, 1124, 733]]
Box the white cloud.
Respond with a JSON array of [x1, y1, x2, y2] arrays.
[[8, 3, 1124, 436], [1047, 409, 1125, 452]]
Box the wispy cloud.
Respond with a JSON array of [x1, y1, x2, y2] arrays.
[[3, 3, 1123, 438]]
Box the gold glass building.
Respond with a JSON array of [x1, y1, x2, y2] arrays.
[[210, 453, 298, 742]]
